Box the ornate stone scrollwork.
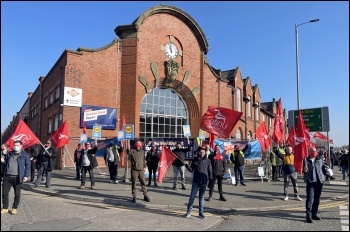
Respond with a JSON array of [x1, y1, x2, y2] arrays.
[[184, 86, 200, 99], [138, 75, 151, 93], [150, 62, 160, 87], [177, 70, 191, 91], [165, 59, 179, 86]]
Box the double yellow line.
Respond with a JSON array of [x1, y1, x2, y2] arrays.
[[285, 200, 349, 211]]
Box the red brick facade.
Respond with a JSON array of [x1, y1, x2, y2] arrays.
[[2, 5, 288, 168]]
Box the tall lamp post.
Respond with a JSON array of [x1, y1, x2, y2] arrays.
[[253, 102, 259, 139], [295, 19, 319, 110], [243, 96, 250, 140]]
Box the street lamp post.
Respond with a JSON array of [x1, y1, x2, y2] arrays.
[[243, 96, 250, 140], [295, 19, 319, 110], [253, 102, 259, 139]]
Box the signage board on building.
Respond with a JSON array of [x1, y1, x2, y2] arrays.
[[288, 107, 330, 132], [63, 87, 82, 107], [80, 105, 117, 130]]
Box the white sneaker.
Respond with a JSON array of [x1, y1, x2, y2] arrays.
[[109, 180, 114, 183], [283, 196, 288, 201], [115, 180, 119, 184], [295, 196, 302, 201]]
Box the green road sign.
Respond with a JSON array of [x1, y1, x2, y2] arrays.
[[293, 108, 322, 132]]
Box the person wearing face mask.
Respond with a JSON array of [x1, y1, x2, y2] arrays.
[[276, 144, 302, 201], [206, 145, 226, 201], [127, 140, 150, 203], [146, 144, 160, 186], [171, 141, 191, 190], [34, 140, 57, 189], [303, 147, 327, 223], [1, 144, 9, 184], [78, 139, 98, 189], [1, 140, 31, 215]]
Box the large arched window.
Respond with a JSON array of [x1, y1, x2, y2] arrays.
[[140, 87, 188, 140]]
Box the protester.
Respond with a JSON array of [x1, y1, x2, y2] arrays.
[[104, 142, 122, 184], [303, 147, 327, 223], [329, 147, 336, 170], [184, 147, 213, 219], [127, 140, 150, 203], [146, 145, 160, 186], [339, 148, 349, 181], [73, 143, 83, 180], [1, 140, 31, 215], [27, 145, 39, 182], [171, 142, 191, 190], [270, 147, 281, 182], [230, 144, 248, 186], [1, 144, 9, 184], [204, 144, 212, 159], [34, 140, 57, 188], [206, 145, 226, 201], [78, 140, 98, 189], [276, 144, 302, 201]]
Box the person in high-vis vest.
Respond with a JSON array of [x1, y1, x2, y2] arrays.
[[104, 142, 123, 184], [230, 144, 248, 186], [276, 144, 302, 201], [270, 147, 281, 182]]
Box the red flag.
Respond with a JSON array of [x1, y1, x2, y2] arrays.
[[304, 128, 315, 148], [157, 146, 177, 183], [209, 132, 215, 149], [294, 110, 308, 174], [256, 122, 271, 152], [82, 120, 87, 134], [200, 106, 243, 138], [313, 132, 328, 142], [120, 115, 127, 167], [51, 120, 69, 149], [272, 98, 284, 144], [6, 119, 40, 150], [286, 125, 296, 147]]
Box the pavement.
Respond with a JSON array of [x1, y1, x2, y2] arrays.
[[21, 165, 349, 215]]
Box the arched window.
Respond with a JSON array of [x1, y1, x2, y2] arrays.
[[236, 128, 242, 140], [140, 87, 188, 140]]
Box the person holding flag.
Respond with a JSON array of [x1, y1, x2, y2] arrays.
[[184, 147, 213, 219], [1, 140, 31, 215], [276, 144, 302, 201], [34, 140, 57, 189]]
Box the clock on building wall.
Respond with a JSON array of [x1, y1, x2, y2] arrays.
[[164, 42, 178, 59]]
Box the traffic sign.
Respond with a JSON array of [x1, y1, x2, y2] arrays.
[[288, 107, 330, 132]]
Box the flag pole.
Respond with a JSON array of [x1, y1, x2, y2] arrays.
[[64, 145, 75, 168]]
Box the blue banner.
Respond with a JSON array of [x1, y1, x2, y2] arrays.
[[214, 139, 262, 160], [86, 137, 121, 157], [80, 105, 117, 130]]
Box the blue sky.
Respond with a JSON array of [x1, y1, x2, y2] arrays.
[[1, 1, 349, 146]]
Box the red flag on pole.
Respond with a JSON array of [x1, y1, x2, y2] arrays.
[[286, 125, 296, 147], [157, 146, 177, 183], [120, 115, 127, 167], [51, 120, 69, 149], [272, 98, 284, 144], [256, 122, 271, 152], [200, 106, 242, 138], [294, 110, 308, 174], [313, 132, 328, 142], [82, 120, 87, 134], [6, 119, 40, 150], [209, 132, 215, 149]]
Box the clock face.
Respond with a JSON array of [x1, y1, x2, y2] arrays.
[[164, 42, 178, 59]]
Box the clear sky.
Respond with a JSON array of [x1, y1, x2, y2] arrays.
[[1, 1, 349, 147]]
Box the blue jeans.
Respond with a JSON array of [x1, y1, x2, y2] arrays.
[[306, 181, 323, 217], [234, 166, 245, 184], [75, 163, 81, 179], [340, 166, 349, 180], [186, 181, 207, 214], [173, 165, 185, 186]]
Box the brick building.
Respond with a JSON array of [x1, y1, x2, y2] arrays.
[[2, 5, 288, 168]]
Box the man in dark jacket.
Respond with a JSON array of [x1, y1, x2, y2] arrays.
[[74, 143, 83, 180], [127, 140, 150, 203], [230, 144, 248, 186], [303, 147, 327, 223], [206, 145, 226, 201], [104, 142, 123, 184], [34, 140, 57, 188], [171, 142, 191, 190], [1, 140, 31, 215], [78, 140, 98, 189], [146, 145, 160, 186], [184, 147, 213, 219]]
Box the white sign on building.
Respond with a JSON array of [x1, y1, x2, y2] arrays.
[[63, 87, 82, 107]]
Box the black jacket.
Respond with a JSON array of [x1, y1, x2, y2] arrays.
[[146, 150, 160, 168], [303, 156, 327, 183], [77, 147, 98, 168], [186, 156, 212, 184], [208, 151, 226, 176], [172, 147, 190, 167], [37, 146, 57, 172]]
